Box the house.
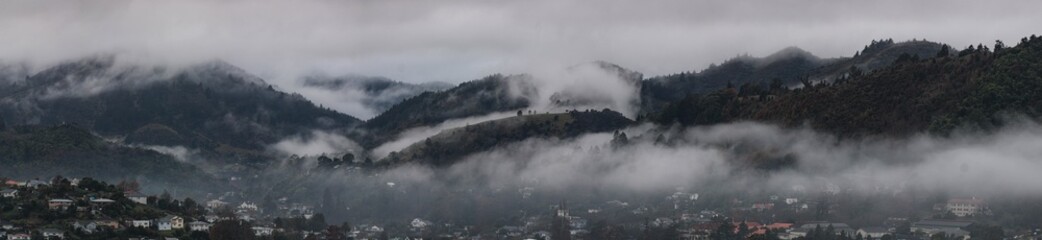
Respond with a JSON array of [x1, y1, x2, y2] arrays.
[[127, 219, 152, 228], [911, 219, 973, 238], [156, 215, 184, 231], [945, 198, 987, 217], [238, 202, 258, 212], [94, 218, 121, 229], [48, 199, 74, 210], [411, 218, 432, 229], [752, 203, 775, 211], [25, 180, 48, 188], [126, 192, 148, 205], [90, 198, 115, 205], [73, 220, 99, 234], [188, 221, 212, 232], [0, 189, 17, 198], [766, 223, 794, 231], [857, 227, 890, 238], [252, 226, 274, 236], [790, 223, 855, 237], [7, 233, 30, 240], [207, 200, 228, 209], [0, 220, 14, 230], [41, 228, 64, 239]]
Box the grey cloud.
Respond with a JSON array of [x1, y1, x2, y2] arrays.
[[271, 130, 364, 157], [2, 0, 1039, 87], [368, 120, 1042, 197]]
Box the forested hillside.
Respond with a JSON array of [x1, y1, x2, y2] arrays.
[[361, 74, 537, 147], [0, 57, 361, 157], [382, 109, 634, 166], [0, 124, 225, 196], [653, 35, 1042, 137]]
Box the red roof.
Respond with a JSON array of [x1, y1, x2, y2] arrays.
[[766, 223, 794, 230]]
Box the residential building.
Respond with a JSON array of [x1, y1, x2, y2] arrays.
[[945, 198, 987, 217], [94, 218, 121, 229], [252, 226, 274, 236], [48, 199, 74, 210], [126, 192, 148, 205], [0, 189, 17, 198], [127, 219, 152, 228], [857, 227, 890, 238], [188, 221, 212, 232], [207, 200, 228, 210], [7, 233, 30, 240], [156, 215, 184, 231], [911, 219, 973, 238], [72, 220, 98, 234], [41, 228, 64, 239]]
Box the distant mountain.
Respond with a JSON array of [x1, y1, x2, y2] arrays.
[[381, 109, 634, 166], [640, 47, 835, 114], [0, 56, 362, 160], [361, 74, 538, 147], [361, 62, 645, 147], [653, 35, 1042, 137], [302, 74, 453, 116], [639, 41, 947, 115], [0, 124, 225, 196]]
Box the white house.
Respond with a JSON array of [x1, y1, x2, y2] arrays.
[[238, 202, 258, 212], [127, 219, 152, 228], [0, 189, 17, 198], [1, 220, 15, 230], [41, 228, 64, 239], [945, 198, 987, 217], [25, 180, 49, 189], [126, 192, 148, 205], [73, 220, 98, 234], [90, 198, 115, 205], [189, 221, 212, 232], [207, 200, 228, 210], [252, 226, 274, 236], [411, 218, 432, 229], [7, 233, 30, 240]]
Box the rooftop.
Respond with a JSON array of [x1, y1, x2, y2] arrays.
[[913, 219, 973, 228]]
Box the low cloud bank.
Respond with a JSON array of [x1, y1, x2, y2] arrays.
[[372, 120, 1042, 197], [271, 130, 363, 157]]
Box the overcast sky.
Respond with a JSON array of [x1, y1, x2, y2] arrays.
[[1, 0, 1040, 84]]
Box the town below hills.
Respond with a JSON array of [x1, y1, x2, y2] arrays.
[[2, 34, 1042, 240]]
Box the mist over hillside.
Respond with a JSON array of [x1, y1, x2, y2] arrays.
[[4, 1, 1042, 239]]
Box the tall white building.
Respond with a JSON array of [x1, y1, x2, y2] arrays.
[[945, 198, 986, 217]]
